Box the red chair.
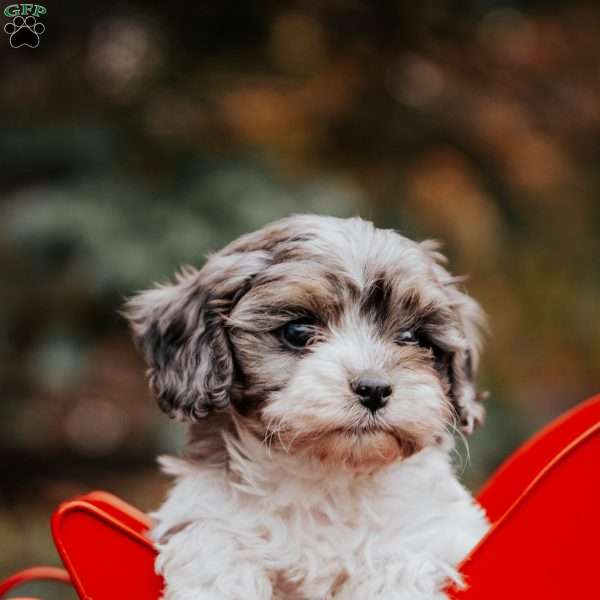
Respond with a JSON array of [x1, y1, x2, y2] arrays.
[[448, 395, 600, 599], [1, 395, 599, 600]]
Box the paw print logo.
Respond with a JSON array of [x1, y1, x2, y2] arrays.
[[4, 15, 45, 48]]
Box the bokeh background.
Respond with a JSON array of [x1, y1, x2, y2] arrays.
[[1, 0, 599, 595]]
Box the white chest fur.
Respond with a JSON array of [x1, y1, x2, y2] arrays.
[[151, 439, 487, 600]]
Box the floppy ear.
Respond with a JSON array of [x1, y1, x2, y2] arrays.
[[123, 251, 270, 421], [421, 240, 486, 434], [447, 290, 486, 434]]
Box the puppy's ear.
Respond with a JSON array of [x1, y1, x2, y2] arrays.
[[421, 240, 486, 434], [124, 251, 270, 421], [448, 291, 486, 434]]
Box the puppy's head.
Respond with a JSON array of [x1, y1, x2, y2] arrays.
[[125, 216, 485, 470]]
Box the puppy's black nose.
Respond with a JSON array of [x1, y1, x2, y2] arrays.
[[351, 377, 392, 413]]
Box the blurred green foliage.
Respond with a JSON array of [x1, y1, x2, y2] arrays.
[[0, 0, 599, 580]]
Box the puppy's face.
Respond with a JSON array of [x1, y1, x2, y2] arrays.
[[126, 216, 484, 470]]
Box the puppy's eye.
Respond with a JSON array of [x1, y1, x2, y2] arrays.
[[281, 320, 316, 349], [395, 330, 419, 345]]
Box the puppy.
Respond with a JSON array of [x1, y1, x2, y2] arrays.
[[125, 215, 489, 600]]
